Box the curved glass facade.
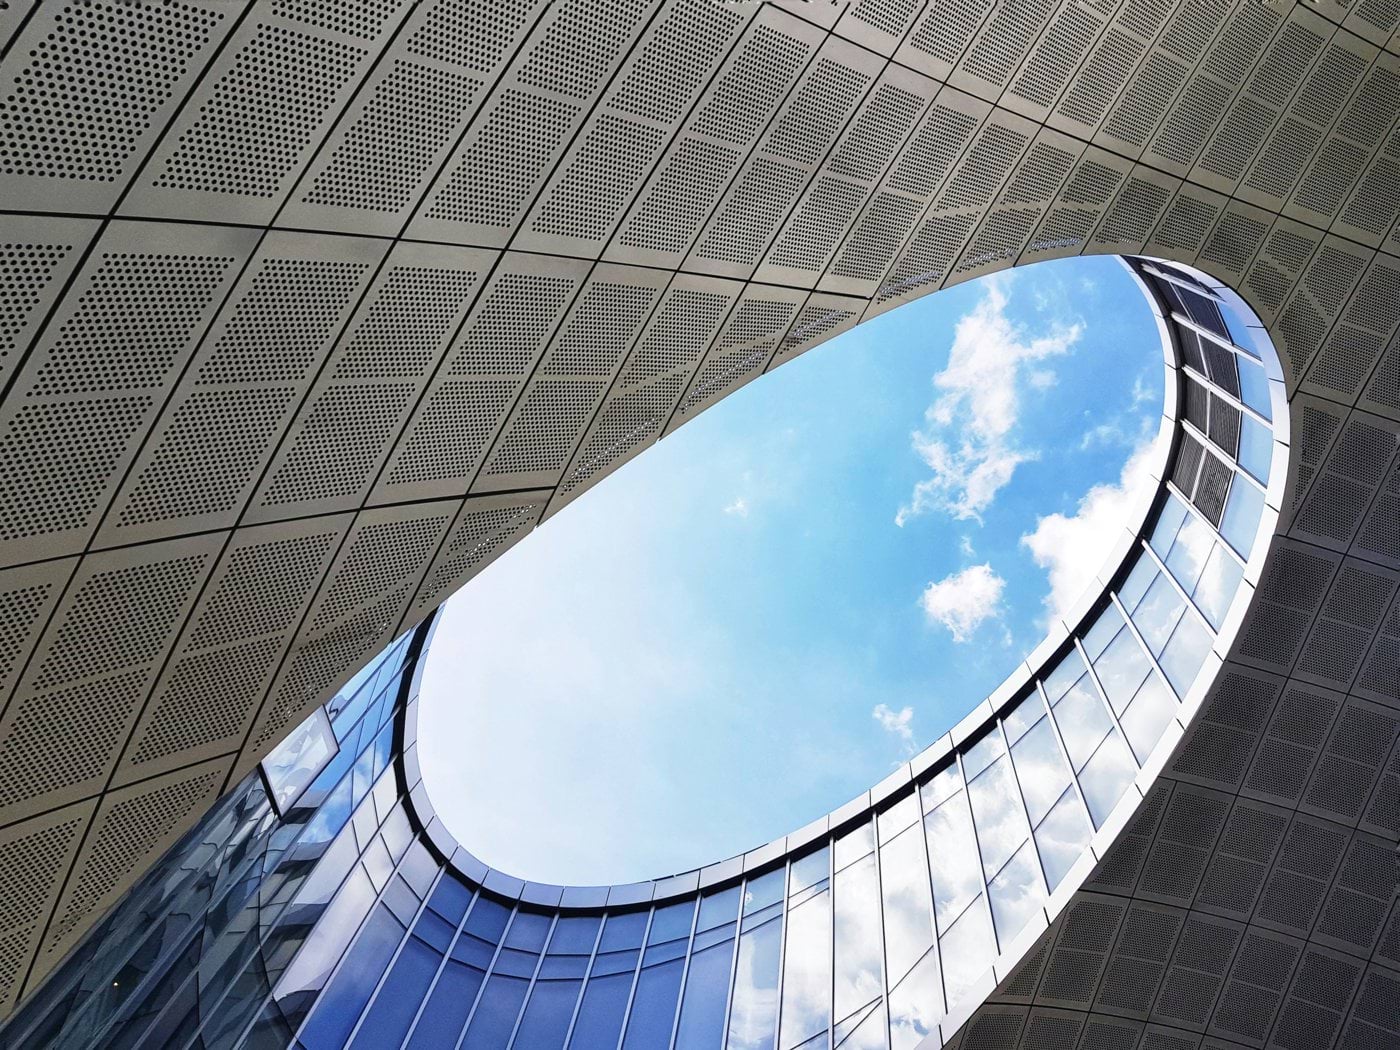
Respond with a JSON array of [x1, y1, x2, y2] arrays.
[[0, 260, 1291, 1050]]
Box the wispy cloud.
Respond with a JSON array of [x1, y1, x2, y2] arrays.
[[873, 703, 916, 756], [1080, 374, 1156, 450], [723, 497, 749, 518], [897, 277, 1081, 525], [1021, 432, 1158, 624], [919, 563, 1007, 642]]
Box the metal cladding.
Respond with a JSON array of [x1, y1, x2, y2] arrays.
[[0, 0, 1396, 1046]]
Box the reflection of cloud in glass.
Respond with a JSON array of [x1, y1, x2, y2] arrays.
[[1053, 676, 1113, 770], [939, 897, 995, 1005], [1033, 786, 1091, 890], [888, 949, 941, 1050], [988, 842, 1045, 942], [879, 825, 935, 984], [1192, 543, 1242, 628], [833, 854, 884, 1023], [925, 795, 982, 925], [1078, 731, 1136, 826], [1120, 674, 1175, 762], [967, 756, 1028, 877], [727, 917, 781, 1050], [779, 891, 830, 1049], [1010, 717, 1071, 825], [1094, 625, 1151, 714], [262, 707, 337, 814], [1165, 511, 1213, 591], [1131, 574, 1185, 655]]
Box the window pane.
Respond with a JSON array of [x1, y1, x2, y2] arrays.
[[790, 847, 829, 894], [1078, 733, 1136, 827], [938, 897, 995, 1005], [987, 843, 1045, 946], [832, 853, 883, 1026], [1158, 613, 1212, 696], [924, 795, 982, 928], [1092, 626, 1151, 715], [1238, 416, 1271, 482], [1131, 574, 1185, 656], [743, 870, 785, 917], [673, 938, 735, 1050], [1192, 543, 1242, 629], [1148, 495, 1188, 558], [461, 974, 528, 1050], [919, 764, 961, 813], [961, 730, 1004, 781], [878, 824, 935, 985], [1164, 512, 1214, 593], [1042, 646, 1089, 701], [1220, 479, 1264, 556], [1050, 676, 1113, 771], [1001, 691, 1044, 746], [887, 948, 940, 1050], [835, 821, 874, 871], [349, 934, 441, 1050], [779, 890, 830, 1050], [1033, 787, 1091, 891], [300, 906, 404, 1050], [877, 794, 920, 842], [834, 998, 887, 1050], [1009, 716, 1071, 826], [727, 914, 782, 1050], [407, 956, 484, 1050], [1116, 557, 1156, 615], [621, 959, 684, 1050], [568, 972, 633, 1050], [512, 979, 581, 1050], [1237, 356, 1271, 419], [1120, 673, 1177, 763], [966, 756, 1028, 880]]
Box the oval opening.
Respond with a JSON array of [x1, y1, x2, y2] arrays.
[[417, 256, 1171, 886]]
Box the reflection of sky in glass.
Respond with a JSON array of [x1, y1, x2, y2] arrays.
[[1158, 614, 1212, 695], [727, 913, 781, 1050], [1094, 625, 1152, 714], [939, 898, 995, 1002], [1193, 544, 1242, 628], [887, 949, 940, 1050], [1221, 478, 1264, 555], [262, 708, 337, 814], [968, 756, 1028, 879], [1120, 673, 1176, 761], [925, 794, 982, 926], [1010, 716, 1071, 824], [1133, 573, 1185, 655], [1078, 732, 1136, 826], [779, 890, 829, 1049], [1052, 675, 1113, 771], [988, 843, 1044, 943], [1165, 511, 1213, 591], [1238, 415, 1272, 481], [1033, 786, 1091, 890], [879, 824, 935, 983], [833, 854, 883, 1024]]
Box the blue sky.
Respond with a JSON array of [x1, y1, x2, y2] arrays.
[[417, 257, 1161, 886]]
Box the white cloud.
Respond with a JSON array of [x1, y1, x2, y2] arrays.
[[723, 497, 749, 518], [873, 703, 916, 756], [1021, 433, 1158, 623], [897, 278, 1081, 525], [918, 563, 1006, 642], [959, 534, 976, 558]]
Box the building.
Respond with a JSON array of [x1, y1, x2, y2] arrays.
[[0, 1, 1395, 1048]]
